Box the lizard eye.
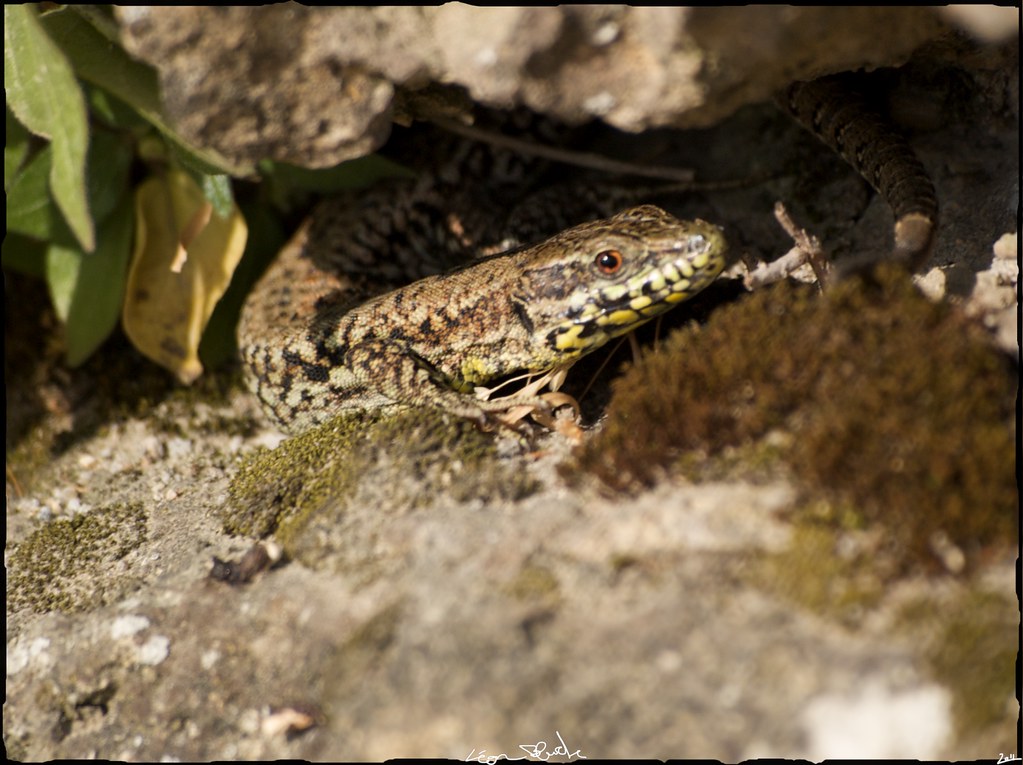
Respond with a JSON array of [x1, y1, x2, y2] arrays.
[[595, 249, 623, 275]]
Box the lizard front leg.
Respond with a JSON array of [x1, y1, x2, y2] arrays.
[[344, 339, 550, 424]]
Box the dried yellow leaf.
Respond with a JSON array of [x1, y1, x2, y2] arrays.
[[123, 169, 247, 383]]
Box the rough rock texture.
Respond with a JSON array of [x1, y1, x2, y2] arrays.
[[6, 385, 1015, 760], [6, 5, 1019, 762], [114, 5, 983, 169]]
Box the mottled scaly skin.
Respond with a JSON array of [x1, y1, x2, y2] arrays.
[[780, 75, 939, 271], [240, 203, 726, 434]]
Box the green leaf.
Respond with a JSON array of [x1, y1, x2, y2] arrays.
[[5, 107, 31, 192], [5, 146, 71, 243], [7, 133, 133, 242], [68, 5, 122, 43], [87, 129, 135, 223], [45, 242, 80, 322], [259, 155, 415, 211], [39, 8, 162, 118], [39, 7, 252, 178], [5, 5, 95, 252], [45, 193, 135, 365], [86, 82, 150, 133], [263, 154, 415, 193], [199, 174, 235, 221]]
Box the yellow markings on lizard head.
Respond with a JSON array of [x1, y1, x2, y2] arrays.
[[536, 207, 726, 360], [598, 283, 629, 302], [644, 273, 668, 293], [629, 294, 653, 311], [661, 262, 684, 282], [598, 308, 641, 326], [555, 323, 586, 351]]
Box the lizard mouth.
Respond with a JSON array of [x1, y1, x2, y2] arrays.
[[548, 224, 727, 356]]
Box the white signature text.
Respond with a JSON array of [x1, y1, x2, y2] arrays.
[[465, 730, 586, 763]]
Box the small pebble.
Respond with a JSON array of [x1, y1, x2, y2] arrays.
[[137, 635, 170, 666], [111, 614, 151, 639], [592, 21, 620, 46]]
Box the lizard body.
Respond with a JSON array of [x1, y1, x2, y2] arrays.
[[240, 78, 938, 434], [240, 203, 725, 433]]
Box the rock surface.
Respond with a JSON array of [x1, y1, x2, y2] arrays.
[[114, 5, 975, 168], [6, 6, 1019, 761]]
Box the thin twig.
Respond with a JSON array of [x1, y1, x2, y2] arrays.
[[577, 335, 628, 404], [743, 246, 810, 290], [435, 116, 782, 195], [744, 202, 831, 290], [627, 332, 642, 361], [774, 201, 830, 286], [7, 463, 23, 499], [432, 116, 697, 182]]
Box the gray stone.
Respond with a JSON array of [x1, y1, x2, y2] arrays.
[[115, 6, 952, 169]]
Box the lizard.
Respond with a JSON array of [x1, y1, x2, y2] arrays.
[[239, 75, 938, 435], [239, 202, 727, 434]]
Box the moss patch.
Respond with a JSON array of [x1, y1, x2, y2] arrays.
[[571, 266, 1016, 572], [927, 592, 1018, 745], [225, 407, 540, 566], [224, 411, 383, 538], [8, 502, 148, 615], [505, 564, 561, 605], [751, 521, 889, 625], [899, 590, 1018, 749]]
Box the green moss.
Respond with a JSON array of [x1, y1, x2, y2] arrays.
[[930, 592, 1017, 742], [571, 266, 1016, 573], [751, 521, 888, 624], [899, 590, 1017, 747], [674, 437, 790, 484], [505, 564, 561, 604], [225, 407, 540, 567], [570, 280, 823, 489], [8, 502, 147, 614], [368, 408, 539, 504], [224, 411, 382, 538]]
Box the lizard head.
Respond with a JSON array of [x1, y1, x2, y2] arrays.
[[515, 205, 727, 361]]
